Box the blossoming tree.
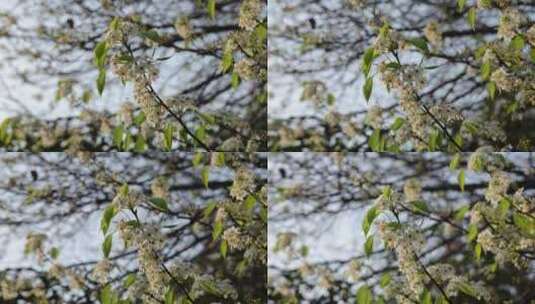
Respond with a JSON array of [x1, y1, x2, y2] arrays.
[[268, 0, 535, 151], [0, 152, 267, 303], [268, 152, 535, 303], [0, 0, 266, 151]]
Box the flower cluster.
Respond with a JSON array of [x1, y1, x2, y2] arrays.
[[91, 259, 112, 284], [151, 177, 169, 200], [175, 17, 192, 41], [374, 186, 402, 211], [223, 226, 250, 251], [377, 223, 426, 296], [230, 167, 256, 201], [112, 184, 143, 210], [423, 20, 442, 48], [239, 0, 261, 31], [497, 8, 526, 40]]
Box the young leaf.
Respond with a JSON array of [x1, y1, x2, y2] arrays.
[[511, 35, 525, 50], [94, 41, 108, 68], [368, 129, 383, 152], [467, 223, 478, 242], [164, 124, 174, 151], [203, 201, 217, 218], [97, 68, 107, 96], [124, 274, 137, 288], [101, 205, 116, 235], [362, 206, 379, 236], [513, 212, 535, 237], [220, 240, 228, 258], [480, 61, 491, 80], [412, 200, 428, 214], [207, 0, 216, 19], [102, 234, 113, 258], [449, 153, 460, 170], [468, 7, 477, 30], [149, 197, 169, 212], [458, 282, 478, 298], [421, 290, 432, 304], [380, 273, 391, 287], [474, 243, 482, 261], [201, 166, 210, 188], [390, 117, 405, 131], [356, 285, 372, 304], [407, 37, 429, 54], [454, 205, 470, 221], [487, 82, 496, 100], [457, 0, 466, 11], [363, 77, 373, 102], [364, 235, 374, 256], [164, 286, 176, 304], [458, 169, 465, 192], [361, 47, 376, 76], [212, 221, 223, 240]]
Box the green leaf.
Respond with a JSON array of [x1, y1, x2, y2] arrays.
[[164, 124, 174, 151], [94, 41, 108, 68], [134, 112, 146, 126], [368, 129, 383, 152], [101, 205, 116, 235], [231, 72, 240, 89], [467, 223, 478, 242], [457, 0, 466, 11], [454, 205, 470, 221], [100, 285, 112, 304], [134, 134, 147, 152], [480, 61, 491, 80], [458, 169, 465, 192], [49, 247, 60, 259], [487, 81, 496, 100], [364, 235, 374, 256], [220, 240, 228, 258], [141, 30, 162, 43], [363, 77, 373, 102], [467, 7, 477, 30], [511, 35, 525, 50], [165, 286, 176, 304], [201, 166, 210, 188], [362, 206, 379, 236], [113, 125, 124, 150], [97, 68, 107, 96], [212, 221, 223, 240], [421, 290, 432, 304], [497, 198, 510, 218], [474, 243, 482, 261], [207, 0, 216, 19], [245, 195, 256, 211], [213, 152, 225, 167], [458, 282, 478, 298], [390, 117, 405, 131], [407, 37, 429, 54], [221, 52, 234, 73], [361, 48, 376, 76], [356, 285, 372, 304], [449, 153, 460, 170], [380, 273, 391, 287], [124, 274, 137, 288], [513, 212, 535, 237], [192, 152, 204, 167], [203, 201, 217, 218], [428, 129, 440, 151], [412, 200, 428, 214], [102, 235, 113, 258], [149, 197, 169, 212]]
